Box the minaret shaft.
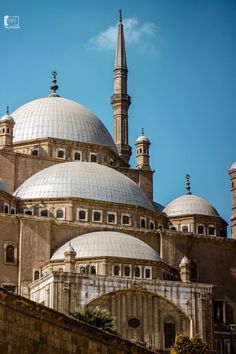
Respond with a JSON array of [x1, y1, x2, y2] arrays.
[[111, 12, 131, 165]]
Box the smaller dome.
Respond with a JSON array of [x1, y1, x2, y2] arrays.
[[163, 194, 219, 217], [179, 256, 190, 266], [136, 128, 150, 144], [230, 162, 236, 170], [0, 114, 14, 123], [136, 135, 150, 144], [51, 231, 161, 261], [0, 178, 10, 194]]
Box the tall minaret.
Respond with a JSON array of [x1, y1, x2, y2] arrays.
[[111, 10, 131, 165]]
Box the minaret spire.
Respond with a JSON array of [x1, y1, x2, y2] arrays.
[[111, 10, 131, 165], [49, 70, 60, 97], [185, 174, 191, 195]]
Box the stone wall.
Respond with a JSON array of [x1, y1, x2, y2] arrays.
[[0, 288, 156, 354]]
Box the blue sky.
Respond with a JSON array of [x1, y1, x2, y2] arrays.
[[0, 0, 236, 230]]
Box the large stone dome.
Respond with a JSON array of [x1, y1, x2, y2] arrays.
[[163, 194, 219, 217], [13, 162, 155, 211], [51, 231, 161, 261], [12, 96, 117, 152]]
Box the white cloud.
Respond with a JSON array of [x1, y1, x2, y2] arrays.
[[87, 17, 157, 51]]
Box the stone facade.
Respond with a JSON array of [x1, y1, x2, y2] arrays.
[[0, 288, 157, 354]]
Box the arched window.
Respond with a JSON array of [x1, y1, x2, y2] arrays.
[[145, 268, 151, 279], [74, 152, 81, 160], [4, 204, 9, 214], [24, 209, 33, 215], [170, 226, 176, 231], [124, 266, 130, 277], [2, 129, 5, 133], [57, 149, 65, 158], [140, 218, 146, 228], [134, 267, 140, 278], [80, 267, 85, 275], [114, 265, 120, 276], [86, 265, 90, 275], [182, 226, 188, 232], [32, 149, 39, 156], [7, 128, 9, 133], [56, 209, 64, 219], [40, 209, 48, 217], [91, 266, 96, 275], [149, 221, 154, 230], [11, 208, 15, 214], [197, 225, 204, 235], [58, 268, 63, 272], [34, 271, 40, 280], [6, 245, 14, 263]]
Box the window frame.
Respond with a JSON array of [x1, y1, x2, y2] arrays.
[[57, 148, 66, 159], [107, 212, 117, 225], [31, 147, 39, 156], [140, 217, 146, 229], [73, 150, 82, 161], [39, 208, 49, 217], [113, 264, 121, 276], [90, 153, 98, 163], [144, 266, 152, 279], [4, 203, 9, 214], [23, 208, 34, 216], [77, 208, 88, 222], [149, 220, 155, 230], [92, 210, 102, 223], [55, 208, 65, 220], [197, 224, 205, 235], [208, 225, 215, 236], [121, 213, 131, 226]]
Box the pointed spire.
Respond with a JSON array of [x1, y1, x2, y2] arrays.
[[119, 9, 122, 23], [185, 174, 191, 195], [115, 10, 127, 68], [49, 70, 60, 97]]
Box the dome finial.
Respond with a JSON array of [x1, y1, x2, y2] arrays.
[[141, 128, 144, 136], [6, 106, 9, 115], [185, 174, 191, 195], [119, 9, 122, 23], [49, 70, 60, 97]]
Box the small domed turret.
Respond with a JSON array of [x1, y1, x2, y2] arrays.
[[135, 128, 151, 170], [0, 107, 15, 150]]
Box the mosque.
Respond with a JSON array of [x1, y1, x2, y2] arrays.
[[0, 13, 235, 354]]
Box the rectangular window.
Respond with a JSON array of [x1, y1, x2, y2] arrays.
[[122, 214, 131, 226], [93, 210, 102, 223], [90, 153, 97, 163], [214, 300, 225, 324], [107, 212, 117, 224], [78, 208, 88, 221], [164, 323, 176, 349]]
